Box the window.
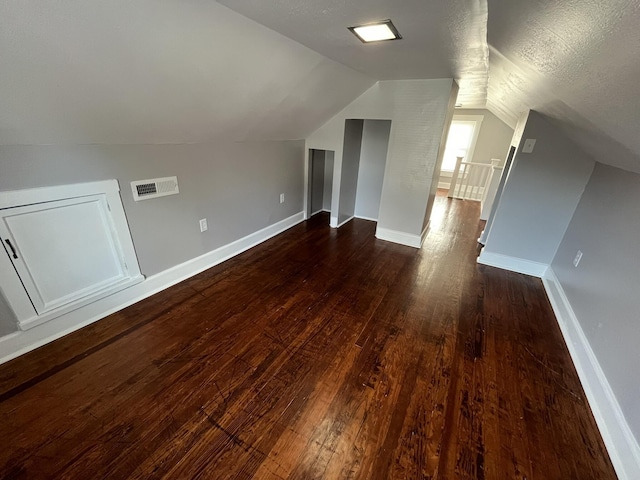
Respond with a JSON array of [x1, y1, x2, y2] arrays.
[[440, 116, 483, 172]]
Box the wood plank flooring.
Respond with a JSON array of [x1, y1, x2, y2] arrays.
[[0, 194, 616, 479]]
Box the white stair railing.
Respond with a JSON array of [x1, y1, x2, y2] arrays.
[[448, 157, 500, 201]]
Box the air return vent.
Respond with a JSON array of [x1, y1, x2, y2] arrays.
[[131, 176, 179, 201]]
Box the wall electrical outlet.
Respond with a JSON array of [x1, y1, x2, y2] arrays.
[[573, 250, 583, 267], [280, 193, 285, 204], [522, 138, 537, 153], [199, 218, 208, 232]]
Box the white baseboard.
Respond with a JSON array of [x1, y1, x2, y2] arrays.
[[0, 211, 305, 365], [375, 226, 422, 249], [477, 229, 487, 245], [477, 249, 548, 277], [543, 269, 640, 480], [336, 216, 354, 228], [438, 181, 451, 190], [355, 214, 378, 222], [420, 221, 430, 247]]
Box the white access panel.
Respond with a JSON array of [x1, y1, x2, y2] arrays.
[[1, 195, 126, 314], [0, 180, 144, 330]]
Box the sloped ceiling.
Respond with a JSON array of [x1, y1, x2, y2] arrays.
[[216, 0, 490, 109], [2, 0, 639, 174], [0, 1, 373, 144], [220, 0, 640, 173], [487, 0, 640, 173]]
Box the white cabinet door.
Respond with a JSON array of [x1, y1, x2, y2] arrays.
[[1, 195, 128, 314], [0, 180, 144, 330]]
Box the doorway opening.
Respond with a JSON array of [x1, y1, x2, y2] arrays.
[[307, 119, 392, 230], [334, 119, 391, 227], [307, 149, 334, 223], [438, 115, 483, 192]]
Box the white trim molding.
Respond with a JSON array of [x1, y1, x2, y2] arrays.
[[375, 226, 423, 248], [477, 249, 548, 277], [0, 211, 305, 365], [355, 215, 378, 222], [543, 269, 640, 480], [420, 221, 430, 247], [336, 216, 355, 228]]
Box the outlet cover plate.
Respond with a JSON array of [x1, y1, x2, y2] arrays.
[[522, 138, 537, 153], [199, 218, 208, 232]]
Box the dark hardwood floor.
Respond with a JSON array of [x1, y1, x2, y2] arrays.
[[0, 194, 616, 479]]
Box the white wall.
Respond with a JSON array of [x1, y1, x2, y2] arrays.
[[481, 111, 594, 269], [306, 79, 458, 246], [552, 163, 640, 440], [355, 120, 391, 221]]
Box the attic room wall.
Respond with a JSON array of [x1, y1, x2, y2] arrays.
[[337, 120, 364, 225], [322, 154, 334, 211], [0, 141, 304, 334], [551, 163, 640, 439], [309, 149, 326, 215], [307, 79, 457, 244], [0, 290, 16, 336], [481, 111, 594, 266], [354, 120, 391, 221]]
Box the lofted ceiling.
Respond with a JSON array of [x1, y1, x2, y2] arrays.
[[1, 0, 639, 174], [220, 0, 640, 173], [0, 1, 374, 144], [487, 0, 640, 173], [216, 0, 490, 109]]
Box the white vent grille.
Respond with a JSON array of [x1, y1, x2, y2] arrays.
[[131, 176, 179, 201]]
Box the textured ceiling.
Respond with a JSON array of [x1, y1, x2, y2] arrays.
[[487, 0, 640, 173], [2, 0, 639, 173], [217, 0, 490, 109], [220, 0, 640, 172]]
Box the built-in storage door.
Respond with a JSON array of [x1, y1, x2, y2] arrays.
[[0, 180, 144, 330], [0, 194, 129, 315]]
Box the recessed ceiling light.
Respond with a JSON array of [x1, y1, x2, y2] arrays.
[[348, 20, 402, 43]]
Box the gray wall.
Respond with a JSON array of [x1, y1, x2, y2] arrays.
[[552, 163, 640, 437], [0, 290, 17, 335], [457, 109, 514, 164], [484, 111, 595, 263], [310, 150, 325, 215], [323, 152, 334, 212], [338, 120, 364, 225], [354, 120, 391, 221], [0, 140, 304, 334]]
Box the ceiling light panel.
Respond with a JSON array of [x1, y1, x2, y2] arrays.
[[348, 20, 402, 43]]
